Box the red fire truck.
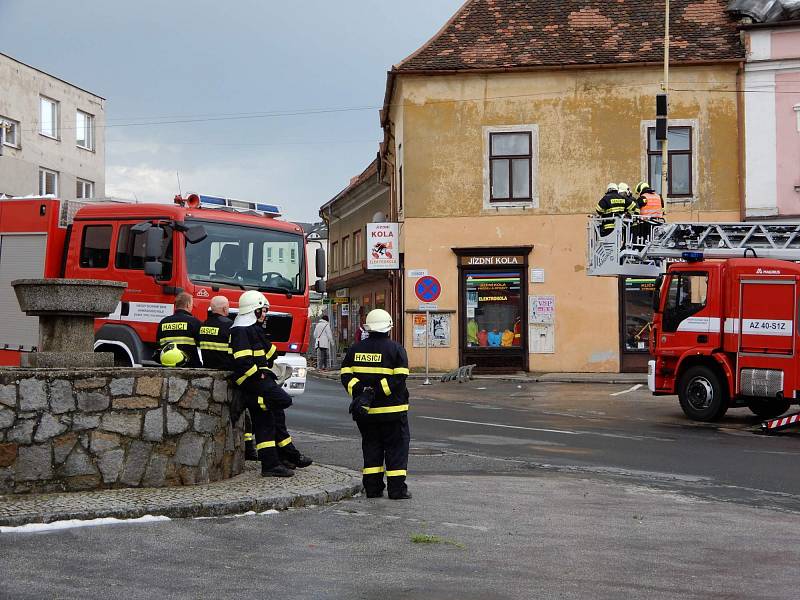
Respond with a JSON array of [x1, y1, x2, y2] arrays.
[[649, 255, 800, 421], [0, 194, 325, 396], [588, 218, 800, 422]]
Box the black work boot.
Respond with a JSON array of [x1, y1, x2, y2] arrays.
[[291, 454, 313, 468], [261, 464, 294, 478], [388, 485, 411, 500], [244, 440, 258, 461], [365, 489, 384, 499]]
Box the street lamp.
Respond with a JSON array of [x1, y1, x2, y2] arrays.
[[660, 0, 670, 203]]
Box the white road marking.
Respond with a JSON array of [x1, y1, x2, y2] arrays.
[[610, 384, 643, 397], [417, 416, 578, 436], [417, 416, 673, 442]]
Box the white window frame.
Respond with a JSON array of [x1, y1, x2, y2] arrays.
[[39, 96, 59, 140], [1, 117, 20, 148], [76, 110, 95, 151], [76, 178, 94, 199], [483, 124, 540, 210], [39, 168, 59, 196], [278, 247, 285, 263], [640, 118, 699, 204]]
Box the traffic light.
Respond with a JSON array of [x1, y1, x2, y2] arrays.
[[656, 94, 668, 141]]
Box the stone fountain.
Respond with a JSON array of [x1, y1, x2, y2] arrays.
[[11, 278, 127, 367], [0, 278, 244, 494]]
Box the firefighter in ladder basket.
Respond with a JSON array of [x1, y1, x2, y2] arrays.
[[340, 309, 412, 500], [230, 290, 312, 477]]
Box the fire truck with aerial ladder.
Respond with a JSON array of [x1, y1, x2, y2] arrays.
[[0, 193, 326, 396], [588, 215, 800, 432]]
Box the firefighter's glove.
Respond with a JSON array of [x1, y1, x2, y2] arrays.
[[349, 386, 374, 421]]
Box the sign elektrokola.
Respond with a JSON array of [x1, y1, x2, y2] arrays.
[[366, 222, 399, 270]]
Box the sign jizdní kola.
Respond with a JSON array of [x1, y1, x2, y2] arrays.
[[366, 223, 399, 270]]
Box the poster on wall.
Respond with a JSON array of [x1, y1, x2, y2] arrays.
[[529, 295, 555, 324], [341, 303, 349, 317], [366, 223, 400, 270], [412, 313, 451, 348]]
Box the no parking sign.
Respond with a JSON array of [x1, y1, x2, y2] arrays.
[[415, 276, 442, 304]]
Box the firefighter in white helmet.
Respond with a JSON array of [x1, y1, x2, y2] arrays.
[[340, 308, 412, 499], [230, 290, 312, 477]]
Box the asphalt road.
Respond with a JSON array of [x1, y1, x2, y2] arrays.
[[2, 376, 800, 599], [295, 376, 800, 511]]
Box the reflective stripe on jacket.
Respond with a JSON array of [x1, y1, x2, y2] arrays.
[[340, 333, 409, 421], [156, 309, 202, 367], [199, 313, 233, 370], [230, 324, 278, 389]]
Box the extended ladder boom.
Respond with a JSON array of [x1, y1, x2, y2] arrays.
[[587, 217, 800, 277]]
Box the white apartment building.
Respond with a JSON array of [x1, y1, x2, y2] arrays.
[[0, 52, 105, 200]]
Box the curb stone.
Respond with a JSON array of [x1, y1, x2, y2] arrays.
[[0, 463, 362, 527]]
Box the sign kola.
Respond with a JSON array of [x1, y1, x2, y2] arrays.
[[366, 223, 399, 270], [460, 255, 525, 266]]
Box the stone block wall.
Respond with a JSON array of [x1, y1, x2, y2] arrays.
[[0, 368, 243, 494]]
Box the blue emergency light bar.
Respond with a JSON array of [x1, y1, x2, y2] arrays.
[[682, 251, 704, 262], [198, 195, 281, 217]]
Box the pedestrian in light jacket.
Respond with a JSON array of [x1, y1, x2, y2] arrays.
[[313, 315, 335, 370]]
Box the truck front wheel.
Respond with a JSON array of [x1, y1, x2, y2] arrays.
[[678, 366, 729, 422]]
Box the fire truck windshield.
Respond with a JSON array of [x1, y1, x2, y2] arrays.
[[185, 221, 305, 294]]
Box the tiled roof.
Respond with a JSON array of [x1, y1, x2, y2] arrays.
[[396, 0, 744, 72]]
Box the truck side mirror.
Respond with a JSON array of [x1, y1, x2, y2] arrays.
[[316, 247, 326, 278], [652, 274, 664, 311], [184, 225, 207, 244], [314, 279, 326, 294], [144, 260, 163, 276], [144, 226, 164, 259]]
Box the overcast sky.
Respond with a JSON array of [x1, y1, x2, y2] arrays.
[[0, 0, 463, 222]]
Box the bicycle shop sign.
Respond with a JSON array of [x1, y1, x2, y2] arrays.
[[459, 255, 525, 266], [366, 222, 400, 270]]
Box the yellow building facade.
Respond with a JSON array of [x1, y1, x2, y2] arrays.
[[384, 65, 743, 373]]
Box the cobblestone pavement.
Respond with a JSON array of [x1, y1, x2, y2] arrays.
[[0, 461, 361, 527]]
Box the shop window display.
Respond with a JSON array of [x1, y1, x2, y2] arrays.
[[464, 271, 522, 349]]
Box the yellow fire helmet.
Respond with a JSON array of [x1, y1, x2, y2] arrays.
[[365, 308, 393, 333], [160, 343, 188, 368]]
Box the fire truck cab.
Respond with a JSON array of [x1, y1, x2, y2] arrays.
[[0, 194, 324, 396], [650, 255, 800, 421]]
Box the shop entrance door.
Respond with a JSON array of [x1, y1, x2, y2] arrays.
[[619, 277, 656, 372], [460, 267, 527, 373]]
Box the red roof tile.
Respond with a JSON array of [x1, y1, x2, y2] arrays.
[[396, 0, 744, 72]]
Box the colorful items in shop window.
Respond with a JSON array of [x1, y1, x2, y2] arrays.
[[501, 329, 514, 347], [488, 329, 501, 347], [467, 319, 479, 345], [478, 329, 489, 347]]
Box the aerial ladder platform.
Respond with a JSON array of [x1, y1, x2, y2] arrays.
[[587, 216, 800, 277], [588, 215, 800, 432]]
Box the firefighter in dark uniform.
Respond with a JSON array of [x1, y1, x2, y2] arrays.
[[198, 295, 233, 369], [157, 291, 202, 367], [595, 182, 636, 237], [340, 308, 412, 500], [198, 295, 261, 459], [230, 290, 312, 477]]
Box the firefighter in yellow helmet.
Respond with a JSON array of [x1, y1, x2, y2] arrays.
[[340, 309, 411, 500], [595, 183, 635, 237], [230, 290, 312, 477], [634, 181, 665, 220]]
